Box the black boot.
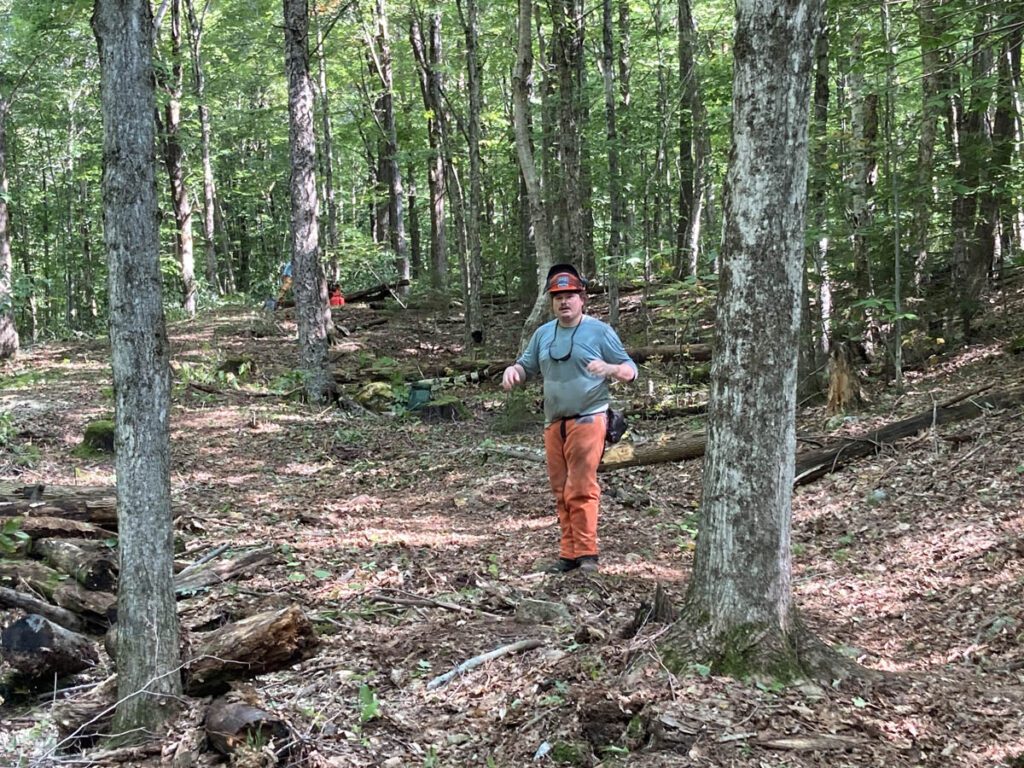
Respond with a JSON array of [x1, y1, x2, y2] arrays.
[[545, 557, 579, 573], [577, 555, 599, 573]]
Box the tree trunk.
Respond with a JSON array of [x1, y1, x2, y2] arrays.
[[513, 0, 555, 346], [184, 0, 220, 293], [409, 11, 448, 293], [674, 0, 704, 278], [312, 5, 338, 265], [601, 0, 623, 326], [91, 0, 183, 733], [284, 0, 335, 406], [159, 0, 197, 317], [663, 0, 838, 680], [951, 15, 995, 342], [0, 95, 18, 361], [461, 0, 485, 345], [547, 0, 587, 270], [370, 0, 409, 290]]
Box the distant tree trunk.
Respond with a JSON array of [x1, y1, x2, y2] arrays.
[[513, 0, 555, 345], [617, 0, 633, 264], [674, 0, 702, 278], [406, 162, 421, 279], [951, 15, 995, 341], [184, 0, 220, 293], [370, 0, 409, 290], [91, 0, 182, 736], [800, 19, 832, 400], [312, 5, 338, 269], [460, 0, 485, 344], [283, 0, 334, 406], [663, 0, 842, 681], [601, 0, 623, 326], [409, 10, 447, 293], [990, 31, 1016, 275], [0, 95, 19, 360], [158, 0, 197, 317], [848, 34, 878, 320], [548, 0, 587, 270], [909, 0, 945, 290]]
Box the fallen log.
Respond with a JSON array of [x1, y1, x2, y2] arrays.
[[0, 558, 64, 599], [52, 582, 116, 628], [599, 386, 1024, 481], [33, 538, 118, 592], [205, 696, 291, 757], [52, 674, 117, 748], [0, 484, 117, 527], [599, 431, 708, 471], [174, 546, 278, 595], [343, 279, 410, 304], [184, 605, 319, 695], [792, 386, 1024, 484], [0, 613, 99, 678], [627, 343, 712, 364], [0, 585, 87, 632], [17, 516, 113, 542]]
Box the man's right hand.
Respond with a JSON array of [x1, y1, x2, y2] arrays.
[[502, 364, 524, 390]]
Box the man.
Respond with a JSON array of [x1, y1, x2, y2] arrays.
[[503, 264, 637, 573]]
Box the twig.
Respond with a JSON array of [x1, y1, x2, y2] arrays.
[[372, 589, 504, 620], [176, 543, 231, 579], [485, 445, 545, 463], [426, 638, 544, 691]]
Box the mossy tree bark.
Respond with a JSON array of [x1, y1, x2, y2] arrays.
[[661, 0, 846, 682], [92, 0, 183, 736]]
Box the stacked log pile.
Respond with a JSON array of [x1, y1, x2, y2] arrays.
[[0, 483, 318, 758]]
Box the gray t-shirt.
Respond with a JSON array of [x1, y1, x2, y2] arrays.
[[517, 316, 637, 424]]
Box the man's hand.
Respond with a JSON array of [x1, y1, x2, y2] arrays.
[[502, 363, 525, 390], [587, 359, 635, 382]]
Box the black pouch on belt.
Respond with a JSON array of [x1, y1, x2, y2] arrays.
[[605, 409, 628, 444]]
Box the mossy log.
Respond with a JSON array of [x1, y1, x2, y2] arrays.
[[184, 605, 319, 695], [15, 515, 113, 541], [32, 538, 118, 592], [0, 613, 99, 678], [0, 558, 64, 599]]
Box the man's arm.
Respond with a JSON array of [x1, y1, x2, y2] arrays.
[[586, 359, 636, 383]]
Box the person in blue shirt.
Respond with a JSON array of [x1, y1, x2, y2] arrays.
[[503, 264, 637, 573]]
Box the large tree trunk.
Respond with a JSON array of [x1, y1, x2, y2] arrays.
[[92, 0, 183, 734], [663, 0, 839, 680], [512, 0, 555, 346], [0, 95, 18, 361], [184, 0, 220, 293], [284, 0, 335, 406]]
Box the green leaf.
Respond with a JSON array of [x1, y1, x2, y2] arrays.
[[288, 571, 306, 582], [358, 684, 381, 722], [852, 696, 868, 708], [312, 569, 331, 580]]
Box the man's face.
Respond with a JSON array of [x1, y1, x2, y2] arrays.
[[551, 291, 584, 325]]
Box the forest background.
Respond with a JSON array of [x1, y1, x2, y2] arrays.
[[0, 0, 1019, 362]]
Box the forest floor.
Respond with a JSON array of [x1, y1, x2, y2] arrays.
[[1, 280, 1023, 768]]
